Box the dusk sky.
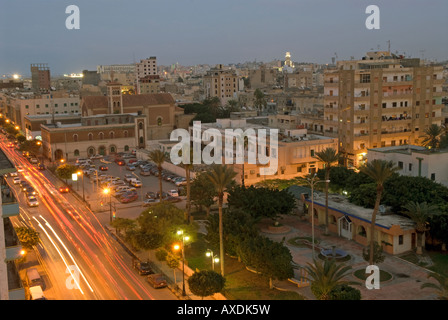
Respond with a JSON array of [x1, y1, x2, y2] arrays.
[[1, 0, 447, 76]]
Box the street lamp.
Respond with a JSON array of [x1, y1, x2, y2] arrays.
[[206, 249, 219, 271], [175, 230, 190, 296], [103, 187, 112, 223], [77, 170, 84, 200], [301, 173, 330, 259]]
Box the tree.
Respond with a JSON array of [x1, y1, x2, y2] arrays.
[[362, 242, 385, 265], [304, 258, 359, 300], [402, 201, 440, 254], [440, 133, 448, 149], [421, 272, 448, 300], [16, 133, 26, 144], [226, 99, 240, 113], [237, 235, 294, 289], [314, 148, 339, 235], [205, 165, 237, 276], [166, 252, 180, 286], [55, 164, 78, 184], [110, 218, 136, 237], [15, 227, 40, 250], [19, 139, 42, 156], [190, 171, 217, 218], [253, 89, 266, 111], [148, 149, 166, 201], [188, 270, 226, 299], [359, 159, 399, 265], [422, 124, 444, 150], [329, 284, 361, 300]]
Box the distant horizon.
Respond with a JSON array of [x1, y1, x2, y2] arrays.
[[1, 0, 447, 76]]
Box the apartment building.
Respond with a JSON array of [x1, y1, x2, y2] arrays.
[[135, 57, 158, 94], [30, 63, 51, 93], [248, 65, 278, 89], [203, 64, 239, 105], [0, 149, 24, 300], [324, 51, 444, 167], [139, 75, 160, 94]]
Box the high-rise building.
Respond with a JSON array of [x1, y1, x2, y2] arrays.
[[324, 51, 445, 167], [135, 57, 157, 93], [30, 63, 51, 93], [203, 64, 239, 106]]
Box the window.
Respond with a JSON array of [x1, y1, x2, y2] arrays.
[[409, 163, 412, 171], [431, 173, 436, 181], [138, 122, 143, 130], [358, 226, 367, 237], [360, 74, 371, 83], [398, 161, 403, 169], [399, 235, 403, 245], [74, 149, 80, 156], [124, 145, 129, 152], [99, 132, 104, 140], [157, 117, 162, 126], [88, 133, 93, 141], [123, 130, 128, 138], [310, 150, 315, 157], [73, 134, 78, 142], [25, 105, 29, 109], [109, 132, 115, 139]]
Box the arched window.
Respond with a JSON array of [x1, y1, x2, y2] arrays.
[[109, 131, 115, 139], [87, 147, 95, 156], [139, 136, 144, 144], [157, 117, 162, 126], [99, 132, 104, 140], [124, 145, 129, 152], [330, 215, 337, 225], [73, 134, 78, 142], [138, 122, 143, 130], [74, 149, 80, 156], [110, 145, 116, 153], [358, 226, 367, 237], [88, 133, 93, 141], [123, 130, 128, 138]]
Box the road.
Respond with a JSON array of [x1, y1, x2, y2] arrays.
[[1, 137, 178, 300]]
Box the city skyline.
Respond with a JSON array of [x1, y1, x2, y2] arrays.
[[1, 0, 447, 76]]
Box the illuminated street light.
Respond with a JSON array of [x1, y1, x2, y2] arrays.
[[103, 188, 112, 223], [175, 230, 189, 296], [206, 249, 219, 271]]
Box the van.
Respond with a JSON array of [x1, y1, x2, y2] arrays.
[[29, 286, 46, 300], [26, 268, 44, 289]]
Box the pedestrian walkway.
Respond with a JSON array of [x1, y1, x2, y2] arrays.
[[259, 215, 440, 300]]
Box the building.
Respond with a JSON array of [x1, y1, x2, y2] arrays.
[[324, 51, 445, 167], [288, 186, 417, 255], [190, 118, 338, 185], [248, 65, 278, 89], [367, 144, 448, 187], [24, 113, 82, 141], [30, 63, 51, 93], [284, 71, 313, 89], [135, 57, 158, 93], [97, 64, 135, 75], [82, 70, 101, 86], [0, 149, 25, 300], [139, 75, 160, 94], [203, 64, 239, 105]]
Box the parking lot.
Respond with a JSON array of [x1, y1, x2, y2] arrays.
[[68, 154, 189, 219]]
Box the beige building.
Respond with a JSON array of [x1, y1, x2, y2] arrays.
[[284, 71, 313, 89], [324, 51, 445, 167], [139, 75, 160, 94], [135, 57, 158, 94], [203, 64, 239, 105], [248, 65, 278, 89]]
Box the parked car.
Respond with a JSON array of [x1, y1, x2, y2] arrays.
[[130, 179, 142, 188], [128, 159, 138, 164], [98, 165, 108, 171], [126, 165, 136, 171], [142, 198, 158, 207], [13, 177, 21, 184], [59, 186, 70, 193], [156, 191, 169, 199], [90, 154, 103, 160], [133, 260, 154, 275], [175, 178, 188, 186], [9, 171, 18, 177], [140, 170, 151, 176], [168, 189, 179, 197], [124, 174, 133, 182], [166, 196, 182, 203], [37, 163, 45, 170], [145, 191, 156, 199], [119, 193, 138, 203], [26, 196, 39, 207], [147, 274, 168, 289]]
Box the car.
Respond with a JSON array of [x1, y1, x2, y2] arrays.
[[19, 180, 29, 189], [13, 177, 21, 184], [90, 154, 103, 160], [126, 165, 136, 171], [124, 174, 133, 182], [99, 165, 108, 171], [175, 179, 188, 186], [16, 166, 24, 173], [29, 158, 38, 164], [166, 196, 182, 203], [26, 196, 39, 207], [24, 187, 39, 196], [119, 193, 138, 203], [145, 191, 156, 199], [140, 170, 151, 176], [59, 186, 70, 193], [130, 180, 142, 188], [9, 171, 18, 177], [37, 163, 45, 170], [147, 274, 168, 289], [6, 142, 14, 148], [168, 189, 179, 197], [133, 260, 154, 275], [142, 198, 158, 207], [128, 159, 138, 164], [156, 191, 169, 199]]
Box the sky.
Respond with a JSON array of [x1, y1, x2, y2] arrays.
[[1, 0, 447, 76]]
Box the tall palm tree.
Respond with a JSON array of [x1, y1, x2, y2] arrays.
[[148, 149, 166, 201], [313, 148, 339, 235], [422, 124, 444, 150], [359, 159, 399, 265], [205, 164, 237, 276], [421, 272, 448, 300], [180, 148, 194, 223], [402, 201, 440, 255], [304, 258, 359, 300]]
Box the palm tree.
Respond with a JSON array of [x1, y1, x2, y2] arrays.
[[422, 124, 444, 150], [180, 148, 194, 223], [304, 258, 359, 300], [421, 272, 448, 300], [402, 201, 440, 255], [359, 159, 399, 265], [205, 164, 237, 276], [313, 148, 339, 235], [148, 149, 166, 201]]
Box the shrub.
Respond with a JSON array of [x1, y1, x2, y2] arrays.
[[329, 284, 361, 300]]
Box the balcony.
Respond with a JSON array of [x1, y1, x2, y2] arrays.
[[380, 130, 411, 138], [381, 115, 412, 123], [4, 217, 23, 261], [1, 186, 20, 217], [7, 262, 26, 300]]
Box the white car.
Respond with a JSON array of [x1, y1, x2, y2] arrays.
[[26, 196, 39, 207], [16, 166, 24, 173], [13, 177, 21, 184], [130, 180, 142, 188], [168, 189, 179, 197], [9, 171, 18, 177]]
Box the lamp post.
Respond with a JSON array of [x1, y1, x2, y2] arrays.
[[77, 170, 84, 201], [302, 173, 330, 259], [175, 230, 189, 296], [103, 188, 112, 223], [206, 249, 219, 271]]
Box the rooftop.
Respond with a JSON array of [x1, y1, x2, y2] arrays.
[[368, 144, 448, 155], [0, 148, 16, 175]]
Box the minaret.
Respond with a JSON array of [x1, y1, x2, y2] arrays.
[[107, 80, 123, 114]]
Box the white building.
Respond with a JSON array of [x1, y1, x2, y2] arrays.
[[367, 145, 448, 186]]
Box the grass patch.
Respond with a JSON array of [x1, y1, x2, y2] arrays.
[[186, 234, 305, 300], [427, 251, 448, 277], [353, 268, 392, 282]]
